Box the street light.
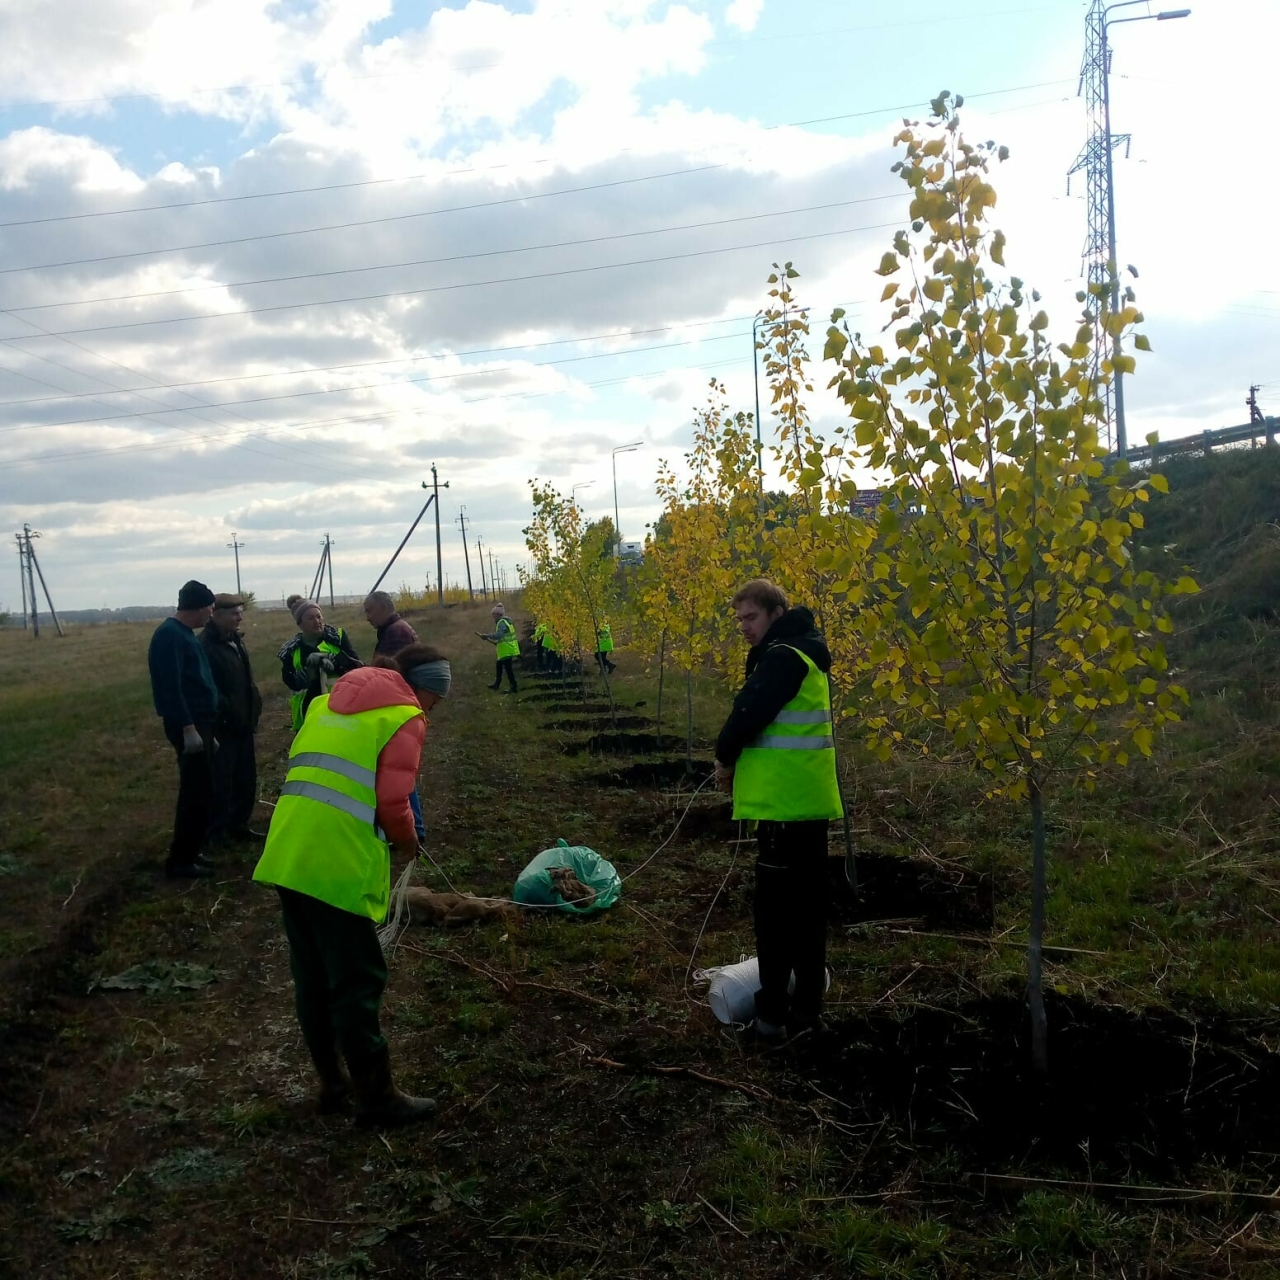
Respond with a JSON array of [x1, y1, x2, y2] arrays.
[[1090, 1, 1190, 456], [611, 441, 642, 547], [570, 481, 595, 513]]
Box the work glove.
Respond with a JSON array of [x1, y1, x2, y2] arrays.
[[320, 657, 336, 675], [182, 725, 205, 755], [304, 651, 326, 673]]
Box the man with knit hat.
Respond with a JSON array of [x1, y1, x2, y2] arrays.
[[148, 580, 219, 878], [254, 642, 452, 1127]]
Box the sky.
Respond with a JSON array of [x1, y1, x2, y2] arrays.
[[0, 0, 1274, 610]]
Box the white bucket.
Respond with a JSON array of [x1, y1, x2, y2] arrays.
[[695, 956, 830, 1025]]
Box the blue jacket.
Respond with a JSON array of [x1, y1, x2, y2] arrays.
[[148, 616, 218, 726]]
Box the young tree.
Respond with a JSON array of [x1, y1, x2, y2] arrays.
[[823, 93, 1196, 1070]]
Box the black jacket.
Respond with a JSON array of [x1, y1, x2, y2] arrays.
[[279, 625, 363, 723], [199, 621, 263, 735], [715, 607, 832, 767]]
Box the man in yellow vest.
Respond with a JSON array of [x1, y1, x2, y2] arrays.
[[713, 579, 843, 1046], [594, 621, 616, 675], [477, 602, 519, 693], [253, 642, 451, 1126]]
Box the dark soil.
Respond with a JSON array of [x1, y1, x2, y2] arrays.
[[561, 732, 690, 757], [589, 758, 716, 789], [544, 716, 650, 731], [520, 687, 587, 702], [832, 852, 994, 931], [808, 994, 1280, 1182], [543, 701, 615, 714]]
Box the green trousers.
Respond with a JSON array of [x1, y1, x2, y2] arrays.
[[277, 887, 387, 1070]]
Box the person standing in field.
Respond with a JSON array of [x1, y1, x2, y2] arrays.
[[148, 580, 219, 879], [594, 620, 617, 675], [362, 590, 425, 843], [712, 578, 843, 1045], [199, 594, 264, 844], [279, 599, 362, 732], [363, 590, 418, 657], [253, 643, 451, 1126], [477, 602, 519, 693]]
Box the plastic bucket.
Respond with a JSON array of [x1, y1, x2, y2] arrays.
[[699, 957, 830, 1025]]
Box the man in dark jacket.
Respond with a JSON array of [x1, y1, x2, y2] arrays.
[[714, 579, 843, 1045], [363, 590, 419, 657], [200, 594, 264, 844], [148, 580, 220, 879]]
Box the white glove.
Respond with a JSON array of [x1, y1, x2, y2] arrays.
[[182, 725, 204, 755]]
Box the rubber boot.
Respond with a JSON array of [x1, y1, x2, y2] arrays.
[[351, 1046, 436, 1128], [308, 1037, 352, 1115]]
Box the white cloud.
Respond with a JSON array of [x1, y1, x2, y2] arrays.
[[724, 0, 764, 34]]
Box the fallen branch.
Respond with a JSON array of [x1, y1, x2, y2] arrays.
[[588, 1054, 774, 1103], [879, 928, 1105, 957], [966, 1171, 1280, 1208]]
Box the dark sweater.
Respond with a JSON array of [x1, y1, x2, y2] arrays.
[[374, 613, 418, 657], [199, 620, 263, 734], [714, 607, 832, 767], [148, 616, 219, 727]]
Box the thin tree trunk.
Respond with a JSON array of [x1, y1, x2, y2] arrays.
[[655, 629, 667, 739], [1027, 775, 1048, 1074], [685, 667, 694, 773]]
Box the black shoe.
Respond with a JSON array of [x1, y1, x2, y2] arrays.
[[501, 687, 517, 695], [166, 860, 214, 880], [488, 681, 502, 691]]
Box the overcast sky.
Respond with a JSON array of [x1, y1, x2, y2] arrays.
[[0, 0, 1273, 610]]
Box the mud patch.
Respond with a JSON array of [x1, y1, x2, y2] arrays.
[[833, 852, 993, 931], [589, 759, 716, 789], [811, 995, 1280, 1181], [561, 733, 688, 757]]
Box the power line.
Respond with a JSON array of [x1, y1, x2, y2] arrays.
[[0, 80, 1071, 240], [5, 355, 749, 471], [0, 219, 900, 342], [8, 193, 902, 313]]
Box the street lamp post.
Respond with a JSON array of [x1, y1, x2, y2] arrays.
[[1074, 1, 1190, 457], [611, 441, 642, 549], [570, 480, 595, 517]]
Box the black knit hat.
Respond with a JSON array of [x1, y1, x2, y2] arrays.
[[177, 580, 216, 609]]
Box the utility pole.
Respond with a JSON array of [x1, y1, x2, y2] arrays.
[[15, 534, 29, 629], [456, 508, 475, 602], [325, 533, 335, 606], [422, 464, 449, 609], [227, 533, 245, 596], [23, 524, 64, 637], [476, 538, 488, 600], [488, 548, 497, 600], [1068, 0, 1190, 457]]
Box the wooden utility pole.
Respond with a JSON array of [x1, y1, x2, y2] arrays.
[[227, 533, 245, 595], [423, 465, 450, 608], [476, 538, 488, 601]]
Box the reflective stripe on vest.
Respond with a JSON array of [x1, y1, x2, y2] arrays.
[[253, 694, 422, 922], [731, 646, 844, 823]]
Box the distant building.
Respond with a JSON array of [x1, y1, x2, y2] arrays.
[[849, 489, 884, 518], [616, 540, 644, 564]]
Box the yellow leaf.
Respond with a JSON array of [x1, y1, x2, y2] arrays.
[[923, 277, 945, 303], [881, 281, 899, 302]]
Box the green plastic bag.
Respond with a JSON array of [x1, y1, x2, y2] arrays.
[[513, 839, 621, 915]]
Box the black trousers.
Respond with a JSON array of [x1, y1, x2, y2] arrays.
[[277, 888, 387, 1070], [535, 641, 546, 670], [753, 819, 830, 1026], [210, 729, 257, 838], [595, 650, 616, 673], [493, 657, 517, 689], [162, 721, 214, 867]]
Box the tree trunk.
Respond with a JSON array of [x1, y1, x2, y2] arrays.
[[1027, 775, 1048, 1074], [685, 667, 694, 773], [655, 630, 667, 739]]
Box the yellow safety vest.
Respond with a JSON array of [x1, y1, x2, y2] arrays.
[[495, 616, 520, 659], [253, 695, 422, 921], [731, 646, 844, 822], [597, 625, 614, 653], [289, 632, 346, 732]]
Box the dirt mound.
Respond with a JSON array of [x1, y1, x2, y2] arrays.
[[833, 852, 993, 931], [590, 759, 715, 789], [560, 733, 688, 757], [809, 995, 1280, 1181]]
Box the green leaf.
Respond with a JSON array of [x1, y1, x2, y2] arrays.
[[875, 252, 900, 277], [1133, 334, 1151, 352]]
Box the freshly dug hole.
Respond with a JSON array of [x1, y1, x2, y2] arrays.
[[589, 759, 715, 789], [560, 733, 689, 757], [545, 716, 650, 731], [831, 852, 993, 931]]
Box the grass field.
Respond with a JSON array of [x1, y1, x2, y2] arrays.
[[2, 478, 1280, 1278]]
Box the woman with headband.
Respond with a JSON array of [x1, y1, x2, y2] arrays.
[[253, 643, 451, 1127]]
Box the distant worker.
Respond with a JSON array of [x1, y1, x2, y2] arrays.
[[712, 579, 843, 1046], [594, 621, 617, 675], [532, 620, 549, 670], [476, 602, 519, 693], [279, 599, 362, 731], [542, 626, 562, 675], [253, 643, 452, 1126], [147, 580, 219, 879], [363, 590, 419, 657], [199, 594, 264, 844]]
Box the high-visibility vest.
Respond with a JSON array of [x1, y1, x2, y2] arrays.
[[289, 631, 346, 731], [543, 630, 559, 653], [494, 616, 520, 659], [731, 646, 844, 822], [533, 622, 548, 644], [597, 624, 614, 653], [253, 694, 422, 921]]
